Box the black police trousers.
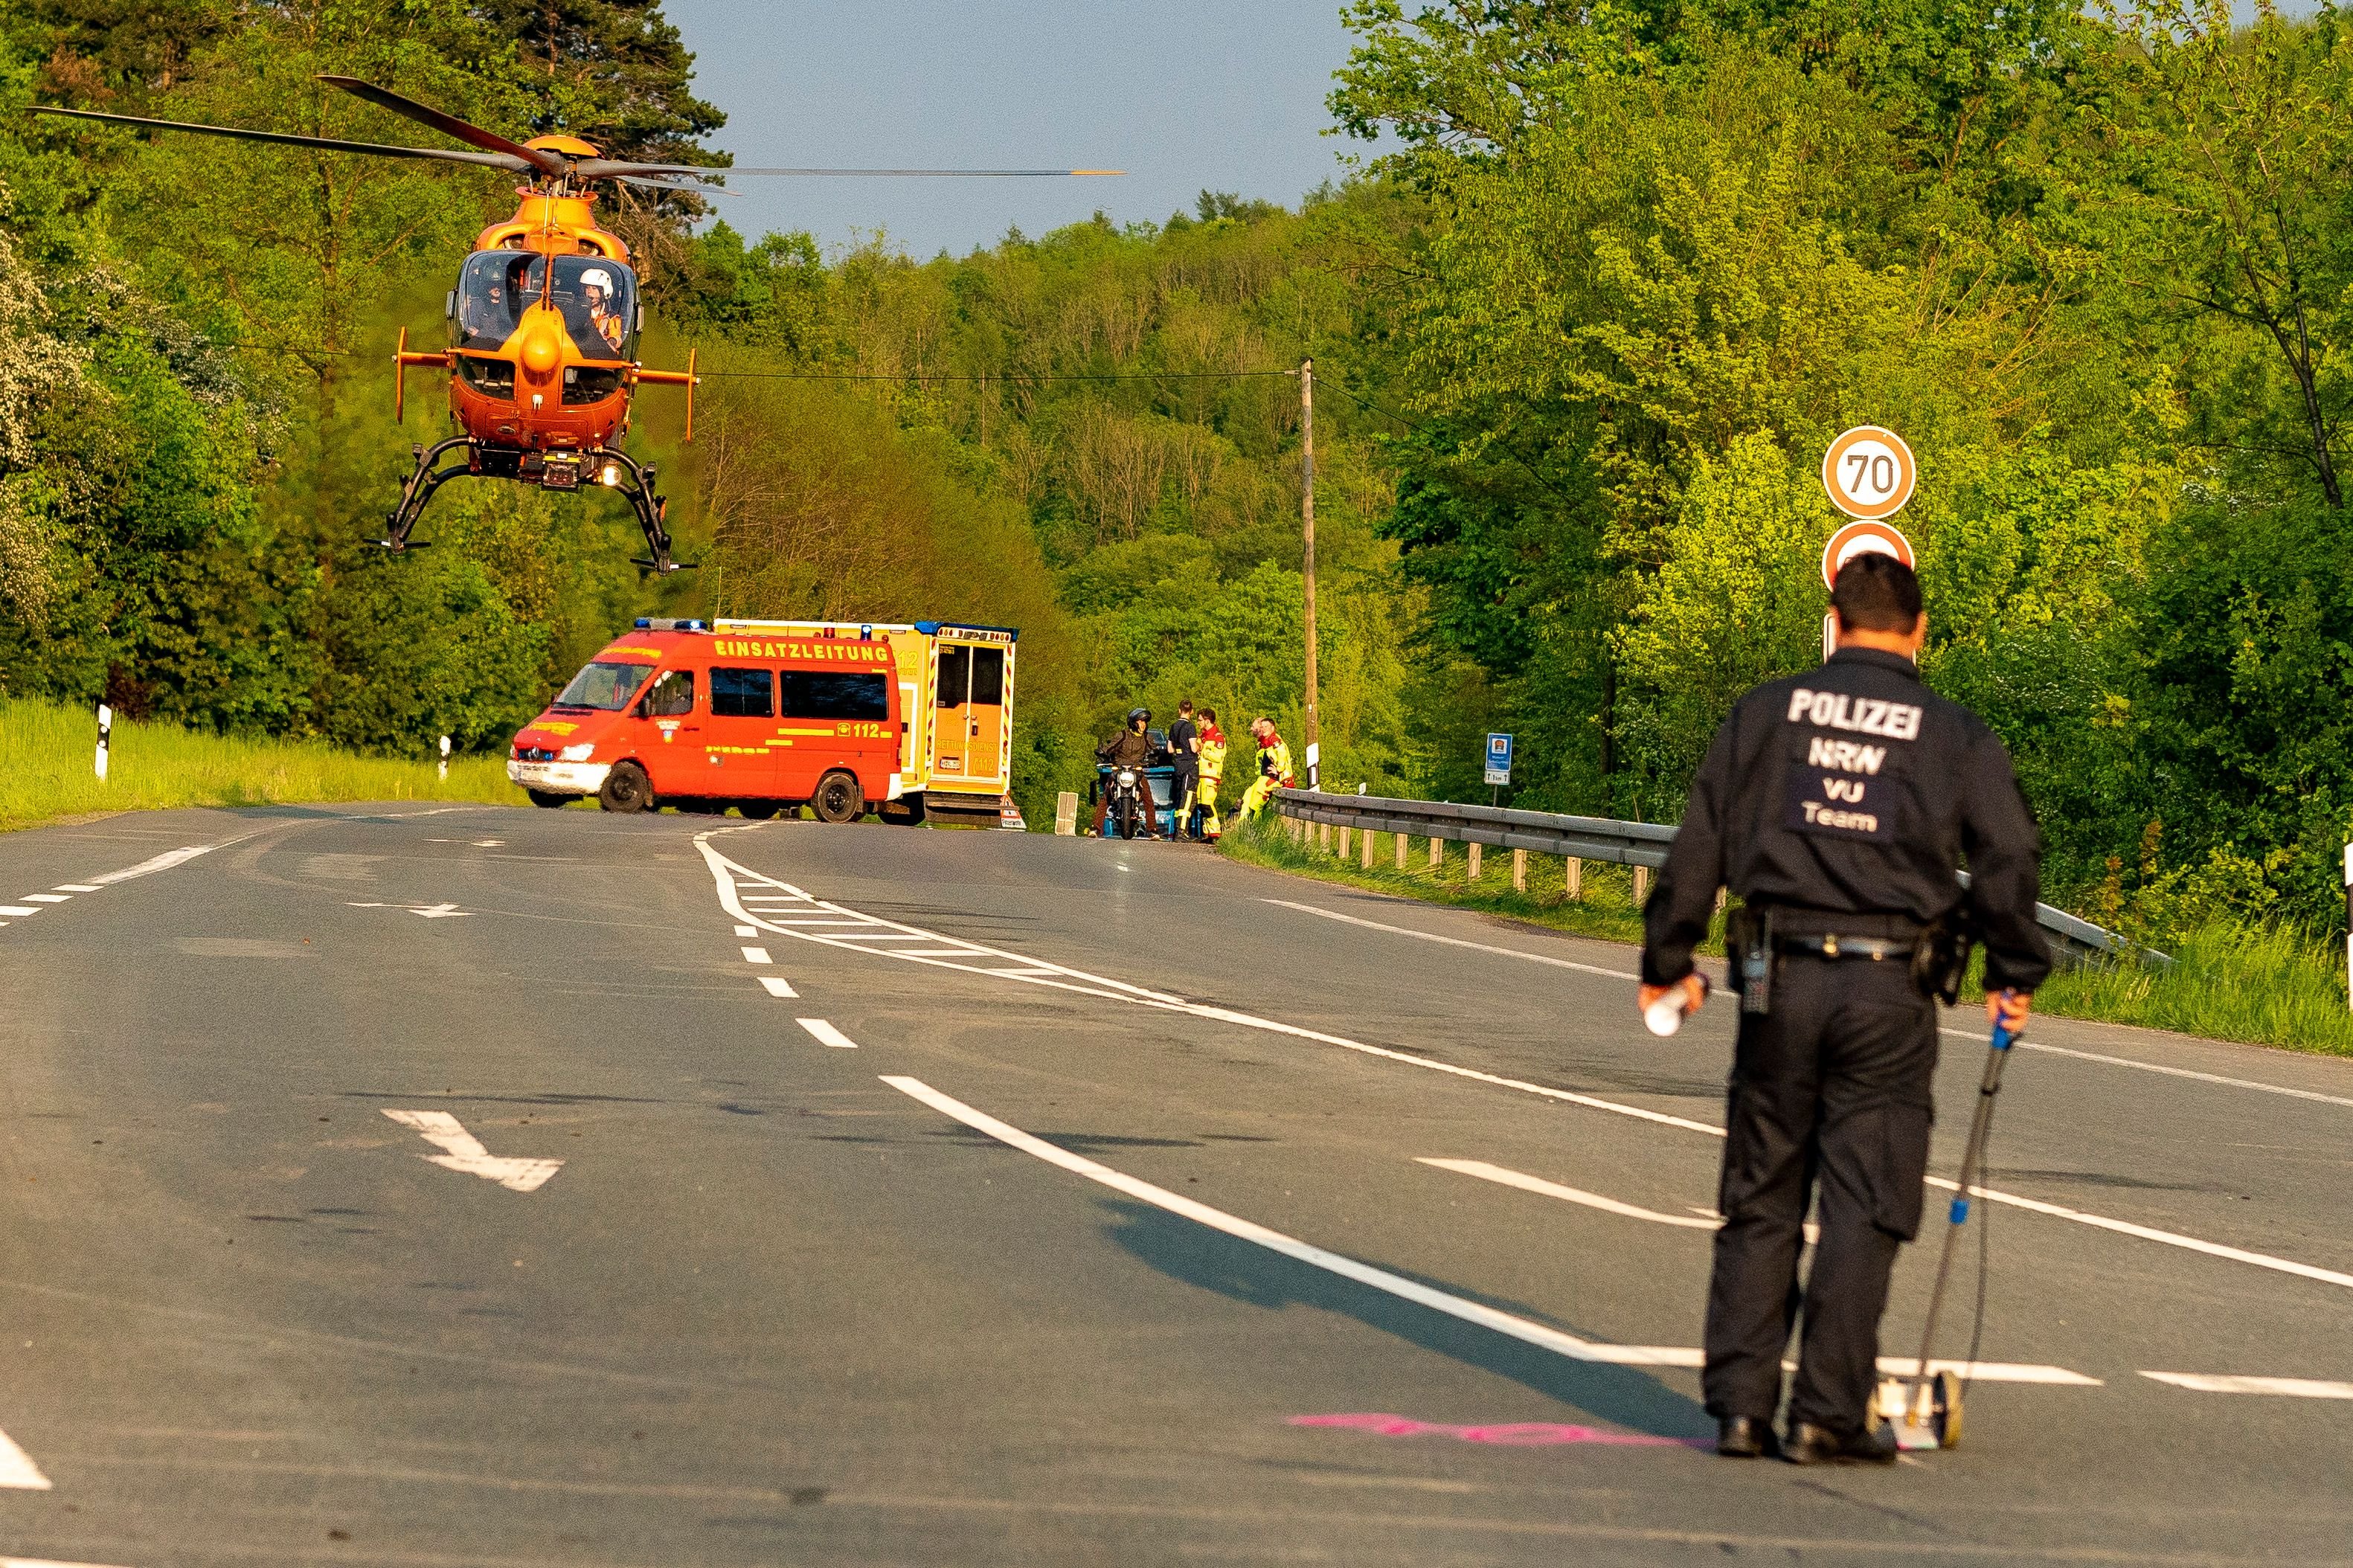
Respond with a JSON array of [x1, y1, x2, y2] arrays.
[[1703, 951, 1937, 1435]]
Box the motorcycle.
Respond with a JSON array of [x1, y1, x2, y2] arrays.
[[1105, 767, 1149, 839]]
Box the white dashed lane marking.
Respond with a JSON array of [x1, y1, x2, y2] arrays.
[[0, 1426, 51, 1488], [0, 908, 37, 919], [758, 976, 799, 999], [741, 946, 773, 964], [2140, 1372, 2353, 1399], [19, 895, 68, 905], [52, 884, 101, 893], [797, 1018, 858, 1049]]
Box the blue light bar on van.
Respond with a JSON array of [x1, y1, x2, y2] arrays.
[[632, 618, 707, 632]]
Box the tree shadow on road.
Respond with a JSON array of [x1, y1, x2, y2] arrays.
[[1098, 1198, 1713, 1440]]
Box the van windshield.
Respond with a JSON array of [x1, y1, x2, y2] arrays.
[[553, 661, 654, 711]]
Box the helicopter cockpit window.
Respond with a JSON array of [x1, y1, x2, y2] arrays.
[[452, 252, 637, 362], [550, 256, 635, 361]]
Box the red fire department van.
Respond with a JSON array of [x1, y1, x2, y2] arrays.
[[507, 620, 903, 819]]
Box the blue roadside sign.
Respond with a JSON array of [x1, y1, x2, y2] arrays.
[[1484, 732, 1513, 787]]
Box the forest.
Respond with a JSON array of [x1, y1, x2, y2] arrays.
[[3, 0, 2352, 939]]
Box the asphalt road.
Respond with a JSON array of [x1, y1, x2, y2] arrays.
[[0, 803, 2348, 1567]]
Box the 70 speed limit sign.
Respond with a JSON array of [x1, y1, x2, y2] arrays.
[[1821, 425, 1916, 520]]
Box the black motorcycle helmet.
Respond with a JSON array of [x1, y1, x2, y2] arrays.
[[1127, 707, 1150, 729]]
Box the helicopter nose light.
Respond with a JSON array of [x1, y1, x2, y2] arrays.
[[599, 462, 622, 486]]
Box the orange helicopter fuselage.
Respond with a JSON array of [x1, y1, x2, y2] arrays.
[[394, 138, 694, 452]]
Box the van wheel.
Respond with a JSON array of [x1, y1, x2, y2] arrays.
[[880, 795, 927, 826], [599, 762, 652, 814], [738, 800, 781, 820], [811, 771, 864, 824], [527, 790, 571, 809]]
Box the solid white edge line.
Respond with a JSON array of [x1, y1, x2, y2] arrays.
[[1419, 1159, 1721, 1230], [0, 1425, 53, 1489], [880, 1076, 2101, 1390], [1940, 1027, 2353, 1111], [876, 1074, 1683, 1369], [4, 1559, 135, 1567], [1263, 898, 1640, 980], [757, 975, 798, 999], [797, 1018, 856, 1049], [1273, 895, 2351, 1114], [696, 835, 2353, 1297], [2139, 1372, 2353, 1398]]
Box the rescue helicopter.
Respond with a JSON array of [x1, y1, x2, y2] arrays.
[[31, 77, 1117, 573]]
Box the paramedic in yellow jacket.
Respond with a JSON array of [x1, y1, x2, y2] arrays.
[[1193, 709, 1229, 838], [1234, 716, 1294, 822]]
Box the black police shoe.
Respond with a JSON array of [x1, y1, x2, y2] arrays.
[[1783, 1420, 1900, 1465], [1715, 1416, 1778, 1458]]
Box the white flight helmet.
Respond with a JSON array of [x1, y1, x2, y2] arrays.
[[580, 267, 614, 294]]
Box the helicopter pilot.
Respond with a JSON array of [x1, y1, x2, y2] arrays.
[[580, 269, 626, 352]]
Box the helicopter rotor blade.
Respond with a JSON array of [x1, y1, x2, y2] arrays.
[[25, 104, 534, 173], [315, 75, 566, 178], [582, 164, 1126, 179], [613, 173, 739, 199]]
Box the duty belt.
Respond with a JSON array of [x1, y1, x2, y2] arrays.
[[1777, 932, 1912, 962]]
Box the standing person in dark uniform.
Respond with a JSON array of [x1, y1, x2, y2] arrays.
[[1638, 553, 2048, 1465], [1168, 700, 1201, 841]]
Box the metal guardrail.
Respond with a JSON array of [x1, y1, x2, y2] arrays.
[[1272, 788, 2156, 967]]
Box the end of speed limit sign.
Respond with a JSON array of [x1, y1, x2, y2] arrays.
[[1821, 518, 1916, 591], [1821, 425, 1916, 521]]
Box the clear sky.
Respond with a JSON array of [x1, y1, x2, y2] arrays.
[[661, 1, 1372, 259]]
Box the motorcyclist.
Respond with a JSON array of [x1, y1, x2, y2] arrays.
[[1094, 707, 1161, 838]]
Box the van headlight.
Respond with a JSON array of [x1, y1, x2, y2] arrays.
[[559, 742, 597, 762]]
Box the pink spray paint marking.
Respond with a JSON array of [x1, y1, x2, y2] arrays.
[[1291, 1413, 1712, 1448]]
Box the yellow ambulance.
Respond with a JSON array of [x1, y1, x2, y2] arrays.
[[711, 618, 1019, 826]]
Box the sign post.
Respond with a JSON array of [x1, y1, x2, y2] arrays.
[[1820, 425, 1919, 662], [1483, 733, 1513, 806]]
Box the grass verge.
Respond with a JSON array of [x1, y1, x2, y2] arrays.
[[1221, 812, 2353, 1058], [1, 695, 526, 832]]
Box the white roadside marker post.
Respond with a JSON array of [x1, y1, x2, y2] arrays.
[[438, 733, 451, 782], [94, 702, 112, 782]]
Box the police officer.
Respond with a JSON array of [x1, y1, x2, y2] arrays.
[[1638, 553, 2048, 1465]]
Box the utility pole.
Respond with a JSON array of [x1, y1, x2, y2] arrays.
[[1300, 357, 1320, 791]]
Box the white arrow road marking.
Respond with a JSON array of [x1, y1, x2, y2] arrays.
[[344, 902, 472, 919], [0, 1426, 51, 1488], [797, 1018, 857, 1049], [2140, 1372, 2353, 1398], [699, 835, 2353, 1298], [379, 1110, 562, 1192], [880, 1075, 2099, 1389]]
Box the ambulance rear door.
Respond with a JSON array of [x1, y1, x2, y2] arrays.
[[928, 637, 1009, 791]]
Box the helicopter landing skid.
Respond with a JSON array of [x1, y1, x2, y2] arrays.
[[380, 440, 692, 575]]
